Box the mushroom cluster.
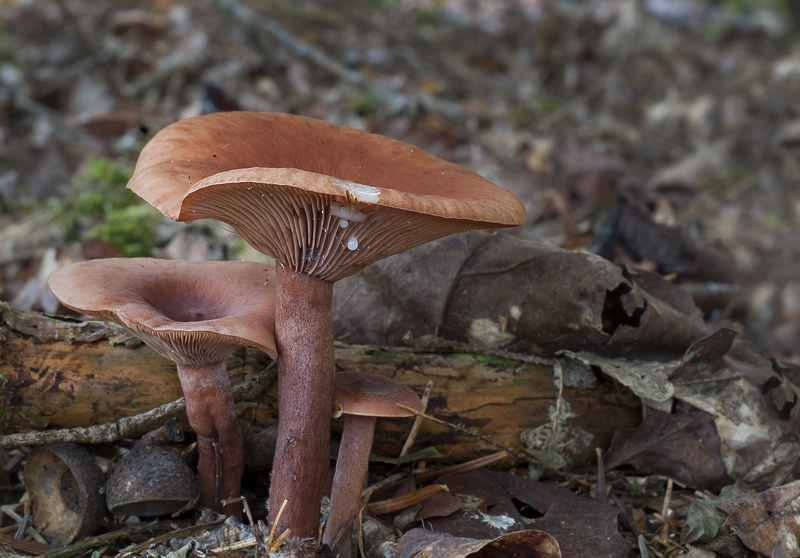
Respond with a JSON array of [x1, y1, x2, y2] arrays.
[[126, 111, 526, 543], [48, 258, 277, 517], [46, 110, 525, 552]]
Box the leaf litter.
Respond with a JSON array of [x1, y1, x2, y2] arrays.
[[0, 0, 799, 556]]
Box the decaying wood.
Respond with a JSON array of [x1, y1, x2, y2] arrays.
[[0, 303, 641, 460]]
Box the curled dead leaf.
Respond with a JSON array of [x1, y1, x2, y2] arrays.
[[397, 527, 561, 558]]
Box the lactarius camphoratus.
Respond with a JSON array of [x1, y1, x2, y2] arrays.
[[47, 258, 277, 517], [324, 371, 422, 558], [126, 111, 526, 540]]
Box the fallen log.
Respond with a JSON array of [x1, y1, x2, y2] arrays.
[[0, 303, 641, 461]]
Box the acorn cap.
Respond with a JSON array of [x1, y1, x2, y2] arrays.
[[47, 258, 277, 365], [332, 371, 422, 419], [127, 112, 526, 282], [106, 443, 199, 517], [23, 444, 106, 545]]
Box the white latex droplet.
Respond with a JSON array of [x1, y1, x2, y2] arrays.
[[330, 178, 380, 203], [330, 202, 367, 223], [339, 219, 348, 228], [347, 237, 358, 251]]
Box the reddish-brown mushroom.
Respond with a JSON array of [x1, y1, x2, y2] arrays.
[[47, 258, 277, 517], [323, 372, 422, 558], [127, 111, 525, 540]]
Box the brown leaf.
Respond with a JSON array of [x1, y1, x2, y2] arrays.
[[719, 482, 800, 557], [334, 231, 711, 355], [397, 527, 561, 558], [426, 470, 629, 558], [416, 491, 462, 522], [604, 410, 732, 491], [592, 194, 737, 282]]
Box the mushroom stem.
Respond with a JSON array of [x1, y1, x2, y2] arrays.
[[175, 361, 243, 518], [268, 268, 335, 540], [323, 414, 376, 558]]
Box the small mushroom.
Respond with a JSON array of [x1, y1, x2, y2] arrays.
[[106, 442, 198, 517], [48, 258, 277, 517], [127, 112, 525, 539], [22, 444, 106, 545], [323, 371, 423, 558]]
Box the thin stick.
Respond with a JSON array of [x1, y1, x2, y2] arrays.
[[660, 478, 674, 542], [367, 485, 449, 516], [115, 520, 224, 558], [396, 404, 588, 485], [266, 498, 288, 552], [595, 447, 606, 504], [0, 362, 276, 449], [211, 0, 468, 120], [549, 361, 564, 450], [398, 380, 433, 458], [638, 534, 650, 558]]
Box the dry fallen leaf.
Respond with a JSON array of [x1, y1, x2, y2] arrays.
[[720, 481, 800, 557], [604, 410, 732, 491], [397, 527, 561, 558], [421, 470, 630, 558], [334, 231, 713, 355]]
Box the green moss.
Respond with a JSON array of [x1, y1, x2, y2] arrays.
[[368, 348, 396, 364], [506, 97, 564, 126], [56, 156, 162, 256], [455, 352, 521, 369], [87, 205, 162, 257], [345, 91, 378, 115]]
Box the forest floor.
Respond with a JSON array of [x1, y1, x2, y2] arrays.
[[1, 0, 800, 557]]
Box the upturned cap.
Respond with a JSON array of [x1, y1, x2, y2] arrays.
[[332, 371, 422, 419], [128, 112, 526, 282], [48, 258, 277, 365]]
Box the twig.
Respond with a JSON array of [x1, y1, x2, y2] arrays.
[[660, 478, 674, 542], [266, 498, 288, 553], [0, 533, 52, 555], [114, 520, 225, 558], [50, 0, 133, 112], [0, 362, 277, 449], [40, 523, 166, 558], [398, 380, 433, 458], [638, 534, 650, 558], [549, 361, 565, 450], [210, 0, 469, 120], [595, 447, 606, 504], [366, 484, 449, 516], [396, 404, 588, 485]]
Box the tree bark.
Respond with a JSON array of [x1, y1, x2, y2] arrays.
[[0, 303, 641, 459]]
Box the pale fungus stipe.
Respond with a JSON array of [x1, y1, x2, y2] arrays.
[[126, 111, 526, 543], [47, 258, 277, 518]]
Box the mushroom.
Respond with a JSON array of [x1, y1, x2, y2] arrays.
[[126, 111, 525, 539], [323, 371, 423, 558], [47, 258, 277, 517]]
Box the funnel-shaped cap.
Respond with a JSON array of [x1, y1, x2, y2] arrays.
[[128, 112, 526, 282], [48, 258, 277, 365]]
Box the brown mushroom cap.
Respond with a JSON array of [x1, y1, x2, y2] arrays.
[[128, 112, 526, 282], [47, 258, 277, 365], [333, 371, 422, 418]]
